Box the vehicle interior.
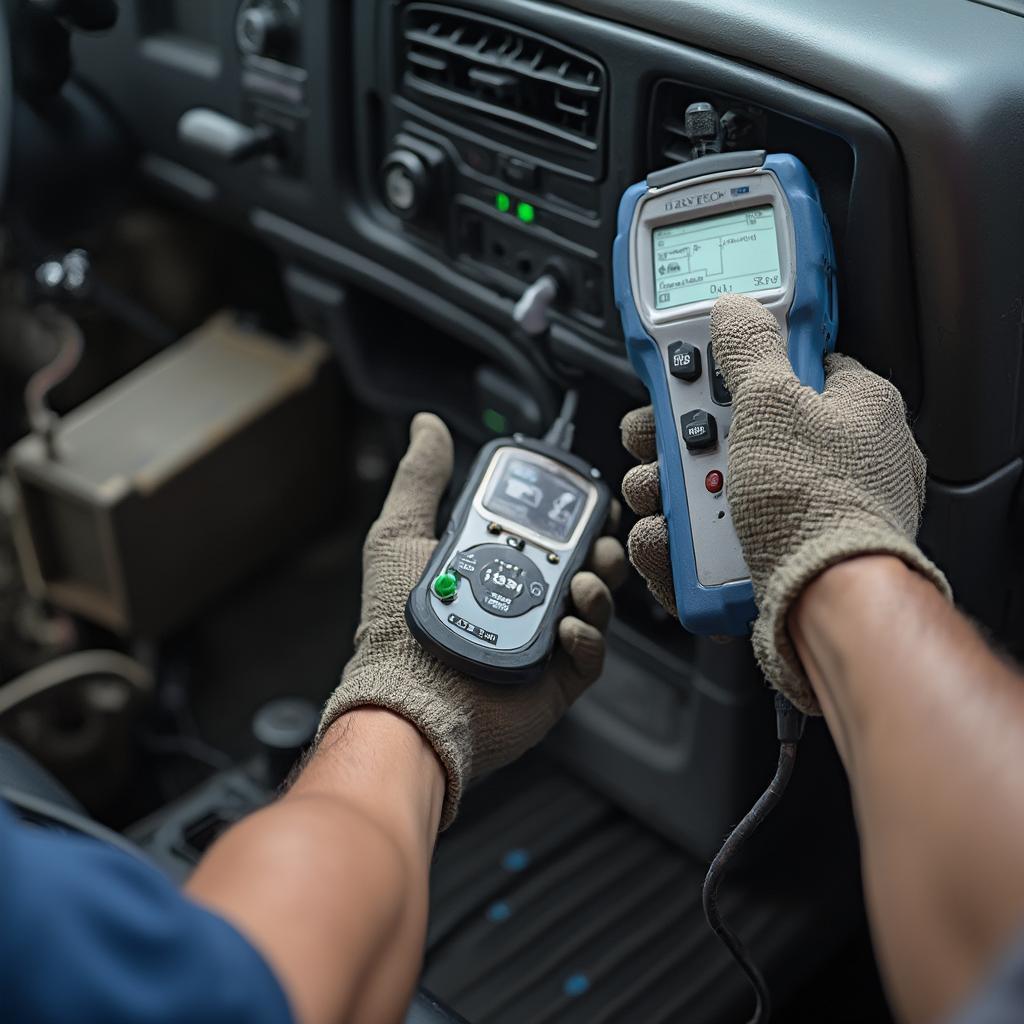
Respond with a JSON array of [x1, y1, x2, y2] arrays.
[[1, 1, 1022, 1021]]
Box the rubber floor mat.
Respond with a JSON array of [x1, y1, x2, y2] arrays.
[[425, 753, 787, 1024]]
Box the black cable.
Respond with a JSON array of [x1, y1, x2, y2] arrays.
[[701, 693, 806, 1024]]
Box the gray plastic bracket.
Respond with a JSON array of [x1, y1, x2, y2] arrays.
[[646, 149, 767, 189]]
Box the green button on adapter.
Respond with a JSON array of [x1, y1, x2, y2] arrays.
[[432, 572, 459, 602]]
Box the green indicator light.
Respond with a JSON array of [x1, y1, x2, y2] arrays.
[[482, 408, 508, 434], [516, 202, 536, 223], [432, 572, 459, 602], [495, 191, 511, 213]]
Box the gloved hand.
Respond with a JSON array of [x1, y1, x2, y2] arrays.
[[622, 293, 950, 713], [319, 413, 627, 828]]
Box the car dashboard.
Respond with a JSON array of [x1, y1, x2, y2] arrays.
[[70, 0, 1024, 462], [3, 3, 1023, 1020]]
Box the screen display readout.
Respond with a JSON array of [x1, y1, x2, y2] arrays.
[[482, 452, 587, 544], [652, 204, 782, 309]]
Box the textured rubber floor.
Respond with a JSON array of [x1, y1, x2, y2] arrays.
[[425, 753, 792, 1024]]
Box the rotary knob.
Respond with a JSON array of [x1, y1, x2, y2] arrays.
[[380, 138, 446, 221], [382, 150, 429, 219], [236, 0, 299, 62]]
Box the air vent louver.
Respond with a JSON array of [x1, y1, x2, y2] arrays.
[[399, 4, 606, 151]]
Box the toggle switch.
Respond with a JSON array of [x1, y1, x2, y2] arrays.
[[513, 273, 559, 336], [178, 108, 279, 164]]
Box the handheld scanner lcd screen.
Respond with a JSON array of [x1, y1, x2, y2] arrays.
[[653, 204, 782, 309], [612, 151, 838, 636]]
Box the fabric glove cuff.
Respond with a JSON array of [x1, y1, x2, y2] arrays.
[[317, 656, 470, 830]]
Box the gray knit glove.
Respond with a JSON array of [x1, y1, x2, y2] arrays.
[[622, 294, 950, 713], [319, 413, 627, 827]]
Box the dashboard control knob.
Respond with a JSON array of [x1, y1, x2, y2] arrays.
[[382, 149, 429, 218], [380, 136, 446, 222], [513, 273, 559, 336], [236, 0, 299, 62]]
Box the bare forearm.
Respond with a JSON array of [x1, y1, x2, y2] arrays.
[[791, 556, 1024, 1023], [186, 709, 445, 1024]]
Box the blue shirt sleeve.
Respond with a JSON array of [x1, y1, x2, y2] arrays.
[[0, 800, 294, 1024], [944, 926, 1024, 1024]]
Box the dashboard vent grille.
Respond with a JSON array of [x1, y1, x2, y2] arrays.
[[399, 4, 606, 150]]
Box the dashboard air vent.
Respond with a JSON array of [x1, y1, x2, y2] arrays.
[[399, 4, 606, 151]]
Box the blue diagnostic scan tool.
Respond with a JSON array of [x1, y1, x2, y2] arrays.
[[613, 150, 838, 636]]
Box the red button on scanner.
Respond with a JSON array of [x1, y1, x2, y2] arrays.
[[705, 470, 724, 494]]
